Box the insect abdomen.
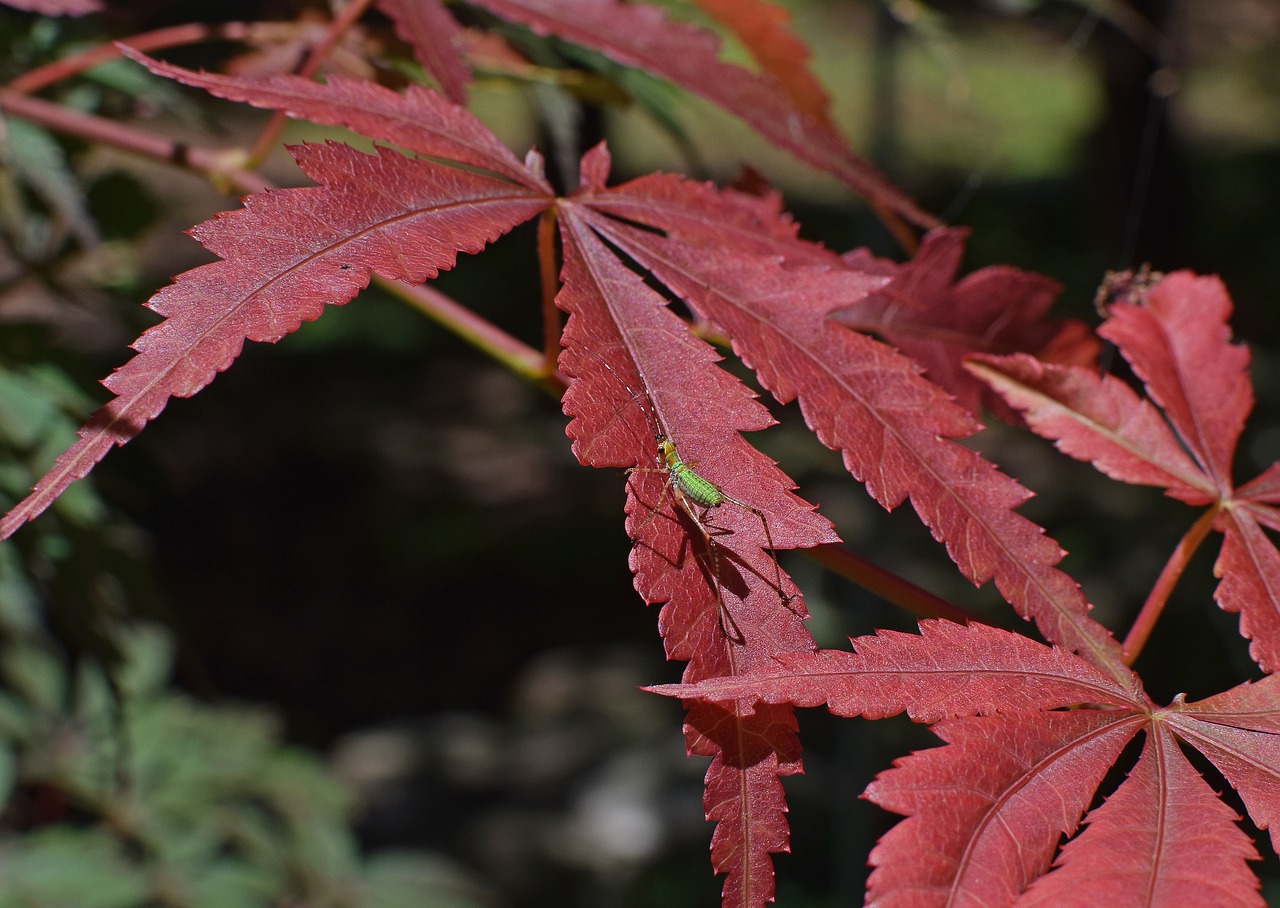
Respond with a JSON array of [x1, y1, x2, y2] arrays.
[[660, 440, 725, 508]]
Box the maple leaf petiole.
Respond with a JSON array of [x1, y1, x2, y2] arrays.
[[806, 543, 975, 624], [1122, 505, 1219, 665]]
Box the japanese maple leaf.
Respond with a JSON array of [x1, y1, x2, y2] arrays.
[[969, 271, 1280, 672], [118, 47, 541, 187], [653, 619, 1280, 906], [837, 227, 1100, 419], [556, 145, 1142, 903], [557, 172, 839, 904], [571, 150, 1130, 685], [463, 0, 935, 227], [0, 59, 555, 540], [376, 0, 470, 103], [557, 211, 837, 680], [689, 0, 833, 128]]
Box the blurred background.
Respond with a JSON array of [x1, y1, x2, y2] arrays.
[[0, 0, 1278, 905]]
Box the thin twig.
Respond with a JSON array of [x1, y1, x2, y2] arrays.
[[246, 0, 378, 164], [0, 88, 268, 195], [808, 542, 975, 623], [6, 23, 250, 94], [537, 208, 561, 375]]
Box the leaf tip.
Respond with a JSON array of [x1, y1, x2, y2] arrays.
[[578, 143, 611, 191]]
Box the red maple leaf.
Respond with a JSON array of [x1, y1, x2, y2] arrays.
[[376, 0, 471, 103], [0, 59, 554, 540], [573, 158, 1129, 682], [969, 271, 1280, 672], [837, 227, 1100, 419], [558, 209, 837, 677], [557, 159, 841, 901], [655, 619, 1278, 906], [118, 47, 542, 188], [556, 144, 1142, 900], [464, 0, 934, 227]]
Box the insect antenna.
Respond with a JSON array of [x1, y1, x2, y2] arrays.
[[564, 337, 667, 450]]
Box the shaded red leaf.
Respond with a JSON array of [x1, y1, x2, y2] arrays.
[[864, 711, 1144, 908], [575, 150, 837, 267], [973, 273, 1280, 676], [1018, 727, 1263, 908], [1236, 465, 1280, 531], [377, 0, 471, 103], [689, 0, 833, 127], [466, 0, 934, 225], [2, 0, 99, 13], [1214, 512, 1280, 674], [559, 224, 821, 647], [648, 619, 1141, 723], [221, 18, 376, 81], [1099, 272, 1252, 492], [1168, 677, 1280, 854], [966, 353, 1214, 504], [1035, 318, 1108, 370], [838, 229, 1093, 418], [687, 701, 801, 908], [558, 206, 836, 678], [1238, 461, 1280, 505], [0, 142, 551, 540], [558, 160, 845, 906], [572, 190, 1129, 684], [120, 47, 546, 189]]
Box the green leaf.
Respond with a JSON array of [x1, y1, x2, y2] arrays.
[[0, 828, 149, 908], [363, 852, 499, 908], [0, 692, 35, 741], [1, 645, 66, 715], [0, 746, 15, 807], [0, 119, 98, 250]]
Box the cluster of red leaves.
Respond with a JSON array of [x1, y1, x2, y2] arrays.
[[3, 2, 1279, 906], [661, 270, 1280, 905]]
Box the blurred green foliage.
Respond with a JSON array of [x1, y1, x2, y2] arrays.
[[0, 360, 495, 906], [0, 31, 501, 874]]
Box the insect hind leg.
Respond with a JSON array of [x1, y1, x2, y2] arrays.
[[672, 486, 746, 646], [712, 494, 794, 610]]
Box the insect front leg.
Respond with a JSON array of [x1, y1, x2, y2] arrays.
[[625, 463, 677, 542]]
